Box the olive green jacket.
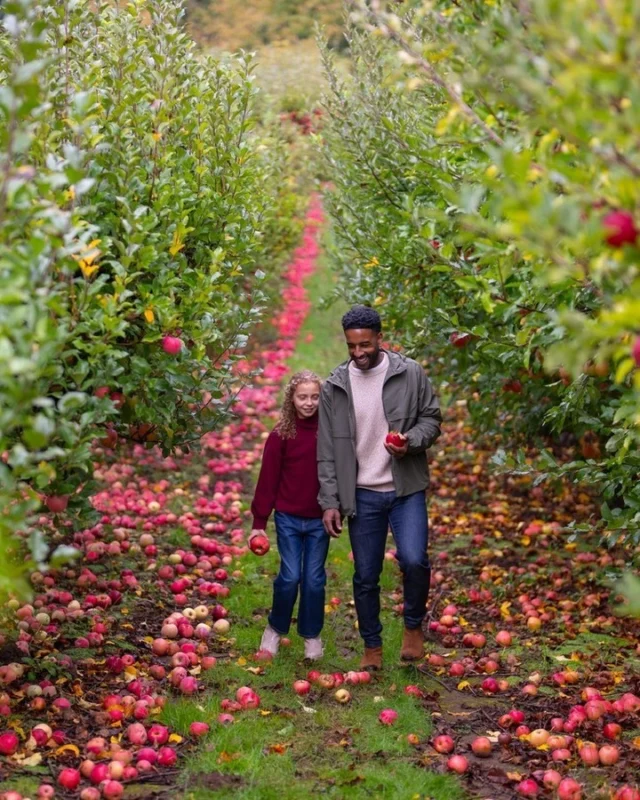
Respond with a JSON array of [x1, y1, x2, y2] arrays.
[[317, 350, 442, 518]]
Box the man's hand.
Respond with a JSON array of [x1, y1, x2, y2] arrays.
[[249, 529, 264, 541], [384, 435, 409, 459], [323, 508, 342, 538]]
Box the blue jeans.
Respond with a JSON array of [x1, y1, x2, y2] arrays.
[[348, 489, 430, 648], [268, 512, 330, 639]]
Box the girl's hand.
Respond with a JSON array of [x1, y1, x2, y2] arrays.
[[249, 529, 270, 556]]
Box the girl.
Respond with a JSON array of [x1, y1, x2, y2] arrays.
[[250, 370, 328, 661]]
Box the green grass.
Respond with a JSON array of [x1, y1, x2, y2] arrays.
[[165, 527, 466, 798], [287, 248, 348, 379], [158, 236, 467, 799]]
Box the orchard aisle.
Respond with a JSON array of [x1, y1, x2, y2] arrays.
[[1, 196, 639, 800]]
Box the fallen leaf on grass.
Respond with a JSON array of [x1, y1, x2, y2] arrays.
[[267, 742, 290, 754], [218, 751, 241, 763]]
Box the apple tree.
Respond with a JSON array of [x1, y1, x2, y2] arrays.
[[320, 0, 640, 541], [0, 0, 305, 598]]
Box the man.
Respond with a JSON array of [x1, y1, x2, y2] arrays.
[[318, 305, 442, 670]]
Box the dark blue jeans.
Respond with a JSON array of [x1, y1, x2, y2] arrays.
[[348, 489, 430, 648], [268, 512, 330, 639]]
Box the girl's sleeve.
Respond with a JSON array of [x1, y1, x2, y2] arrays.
[[250, 430, 284, 530]]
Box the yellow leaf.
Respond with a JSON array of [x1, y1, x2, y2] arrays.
[[168, 734, 183, 744], [144, 308, 155, 323], [363, 256, 379, 270], [236, 657, 247, 666], [457, 680, 470, 691], [19, 752, 43, 767], [8, 721, 25, 737], [55, 744, 80, 757], [143, 636, 154, 644], [124, 666, 138, 678], [507, 771, 523, 781], [152, 131, 162, 142], [169, 230, 185, 256], [218, 751, 241, 763], [268, 743, 289, 754], [458, 616, 469, 627], [632, 736, 640, 750], [259, 710, 272, 716], [79, 261, 99, 278], [500, 601, 512, 619]]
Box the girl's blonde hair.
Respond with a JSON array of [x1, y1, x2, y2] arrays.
[[275, 370, 322, 440]]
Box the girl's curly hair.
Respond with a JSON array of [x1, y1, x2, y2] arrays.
[[275, 370, 322, 440]]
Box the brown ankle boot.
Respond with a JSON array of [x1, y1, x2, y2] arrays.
[[360, 646, 383, 671], [401, 627, 424, 661]]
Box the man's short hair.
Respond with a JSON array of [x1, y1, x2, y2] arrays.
[[341, 305, 382, 333]]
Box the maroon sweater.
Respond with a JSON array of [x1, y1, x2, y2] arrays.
[[251, 414, 323, 529]]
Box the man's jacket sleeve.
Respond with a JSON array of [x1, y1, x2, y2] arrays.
[[404, 368, 443, 455], [317, 383, 340, 511]]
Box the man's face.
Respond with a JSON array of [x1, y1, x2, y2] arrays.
[[345, 328, 383, 371]]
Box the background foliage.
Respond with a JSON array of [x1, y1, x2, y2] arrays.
[[0, 0, 304, 597], [320, 0, 640, 543]]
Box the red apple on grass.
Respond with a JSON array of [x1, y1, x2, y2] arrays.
[[446, 755, 469, 774], [433, 734, 455, 754], [378, 708, 398, 726]]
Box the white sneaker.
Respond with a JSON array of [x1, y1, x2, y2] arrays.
[[304, 636, 324, 661], [260, 624, 281, 656]]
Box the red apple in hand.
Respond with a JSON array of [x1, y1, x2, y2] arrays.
[[385, 431, 406, 448], [249, 534, 270, 556]]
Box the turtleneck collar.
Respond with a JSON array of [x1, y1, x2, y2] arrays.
[[296, 411, 319, 429]]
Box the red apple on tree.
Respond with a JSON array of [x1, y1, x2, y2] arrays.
[[449, 332, 473, 348], [632, 336, 640, 367], [603, 210, 638, 247], [43, 495, 69, 513], [162, 335, 183, 355]]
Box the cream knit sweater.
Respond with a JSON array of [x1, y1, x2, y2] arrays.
[[348, 353, 395, 492]]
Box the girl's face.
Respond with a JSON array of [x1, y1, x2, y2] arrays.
[[292, 381, 320, 419]]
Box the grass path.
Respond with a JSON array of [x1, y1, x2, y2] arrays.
[[163, 241, 465, 800], [159, 203, 639, 800]]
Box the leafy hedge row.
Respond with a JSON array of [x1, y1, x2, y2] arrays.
[[320, 0, 640, 542], [0, 0, 305, 596]]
